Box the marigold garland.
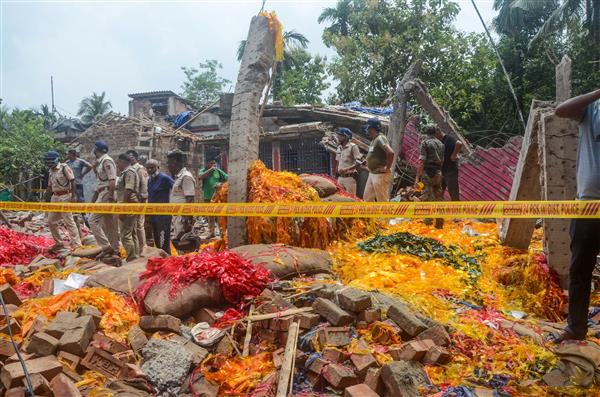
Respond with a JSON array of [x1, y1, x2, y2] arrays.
[[201, 352, 275, 396]]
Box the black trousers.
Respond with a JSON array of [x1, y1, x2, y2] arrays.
[[567, 218, 600, 337], [151, 215, 172, 255], [442, 170, 460, 201]]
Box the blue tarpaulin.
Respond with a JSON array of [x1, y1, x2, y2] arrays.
[[341, 101, 395, 116], [173, 111, 193, 128]]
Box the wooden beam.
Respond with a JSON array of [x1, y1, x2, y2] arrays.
[[410, 79, 473, 154], [275, 322, 299, 397], [387, 60, 422, 193], [244, 307, 313, 322], [242, 304, 254, 357], [226, 15, 276, 248]]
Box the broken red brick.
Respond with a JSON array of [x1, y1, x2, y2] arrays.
[[322, 347, 344, 363], [322, 363, 359, 390], [380, 361, 423, 397], [113, 350, 136, 364], [386, 304, 427, 338], [358, 309, 381, 323], [91, 333, 128, 354], [296, 312, 320, 329], [5, 387, 26, 397], [416, 325, 451, 347], [0, 319, 20, 336], [139, 315, 181, 334], [44, 313, 84, 339], [59, 316, 96, 356], [126, 325, 148, 352], [337, 288, 372, 312], [278, 331, 289, 346], [5, 353, 35, 364], [272, 348, 285, 369], [389, 341, 430, 362], [313, 298, 354, 326], [0, 284, 22, 306], [0, 356, 63, 389], [57, 351, 82, 372], [318, 327, 352, 348], [306, 372, 325, 390], [422, 345, 451, 366], [364, 367, 385, 395], [0, 338, 19, 358], [295, 350, 308, 368], [26, 332, 59, 356], [24, 315, 47, 340], [38, 279, 54, 298], [350, 353, 377, 377], [308, 357, 328, 374], [50, 373, 82, 397], [256, 329, 277, 343], [251, 372, 276, 397], [80, 347, 126, 379], [26, 373, 52, 396], [77, 305, 102, 328], [344, 383, 381, 397]]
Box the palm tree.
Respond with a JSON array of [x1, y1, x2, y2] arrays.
[[35, 104, 57, 129], [236, 30, 309, 64], [318, 0, 353, 38], [512, 0, 600, 45], [77, 92, 112, 123]]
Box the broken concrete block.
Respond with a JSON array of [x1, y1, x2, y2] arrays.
[[139, 315, 181, 334], [322, 363, 359, 390], [387, 304, 427, 337], [318, 327, 352, 347], [81, 347, 126, 379], [337, 288, 372, 312], [50, 373, 82, 397], [140, 339, 193, 395], [313, 297, 354, 326], [0, 284, 22, 307], [416, 325, 451, 347], [358, 309, 381, 323], [381, 361, 427, 397], [127, 325, 148, 352], [422, 345, 451, 365], [364, 367, 385, 395], [344, 383, 381, 397], [1, 356, 63, 389], [26, 332, 59, 356]]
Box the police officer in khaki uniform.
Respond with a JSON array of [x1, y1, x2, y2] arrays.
[[414, 125, 445, 229], [167, 150, 196, 247], [44, 151, 82, 252], [126, 150, 148, 255], [116, 153, 140, 261], [89, 141, 120, 259], [334, 128, 362, 196]]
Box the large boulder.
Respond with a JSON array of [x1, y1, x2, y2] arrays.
[[231, 244, 332, 279]]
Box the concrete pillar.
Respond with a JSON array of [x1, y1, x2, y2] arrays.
[[226, 15, 275, 248], [500, 101, 553, 249], [539, 112, 579, 287], [556, 55, 572, 104]]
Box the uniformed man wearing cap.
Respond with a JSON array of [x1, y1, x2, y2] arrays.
[[167, 150, 196, 249], [363, 118, 395, 201], [89, 140, 120, 259], [334, 127, 362, 196], [126, 150, 148, 255], [415, 125, 445, 229], [116, 153, 141, 261], [44, 151, 82, 252]]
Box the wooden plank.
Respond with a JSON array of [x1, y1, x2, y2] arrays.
[[275, 322, 299, 397], [242, 304, 254, 357], [244, 307, 313, 322], [226, 15, 276, 248]]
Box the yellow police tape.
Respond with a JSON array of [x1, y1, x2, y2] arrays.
[[1, 200, 600, 219]]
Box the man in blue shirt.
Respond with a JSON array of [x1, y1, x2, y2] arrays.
[[146, 159, 174, 255], [555, 88, 600, 341]]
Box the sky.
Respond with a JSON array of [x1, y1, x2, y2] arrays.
[[0, 0, 496, 116]]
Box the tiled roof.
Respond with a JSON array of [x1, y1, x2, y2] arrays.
[[128, 90, 178, 99]]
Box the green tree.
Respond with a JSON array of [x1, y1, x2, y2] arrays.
[[180, 60, 231, 108], [273, 48, 330, 105], [35, 104, 57, 129], [0, 108, 63, 186], [77, 92, 112, 123]]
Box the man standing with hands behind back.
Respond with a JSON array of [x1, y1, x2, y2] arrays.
[[554, 88, 600, 342]]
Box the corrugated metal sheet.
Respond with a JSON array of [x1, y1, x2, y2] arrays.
[[401, 121, 522, 202]]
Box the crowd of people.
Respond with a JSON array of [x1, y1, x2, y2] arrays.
[[334, 118, 462, 229], [43, 141, 228, 264]]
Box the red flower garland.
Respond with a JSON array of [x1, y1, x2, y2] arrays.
[[0, 226, 53, 266], [134, 249, 271, 306]]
